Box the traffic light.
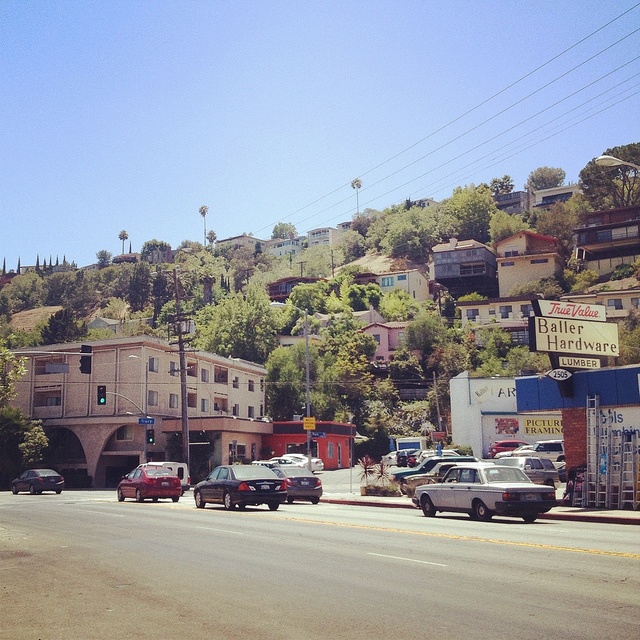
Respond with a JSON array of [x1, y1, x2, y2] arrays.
[[146, 428, 155, 445], [97, 385, 107, 405], [79, 345, 92, 374]]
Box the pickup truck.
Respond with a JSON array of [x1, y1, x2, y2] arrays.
[[412, 462, 557, 523]]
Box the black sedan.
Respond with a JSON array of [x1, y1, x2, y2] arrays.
[[271, 466, 323, 504], [194, 465, 286, 511], [11, 469, 64, 495]]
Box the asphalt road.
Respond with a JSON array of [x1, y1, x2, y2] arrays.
[[1, 487, 639, 640]]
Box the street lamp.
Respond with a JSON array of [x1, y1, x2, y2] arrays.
[[595, 155, 640, 171], [270, 301, 312, 471]]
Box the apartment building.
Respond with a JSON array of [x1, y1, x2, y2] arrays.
[[495, 231, 563, 298], [12, 337, 268, 487]]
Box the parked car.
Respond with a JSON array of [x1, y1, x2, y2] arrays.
[[494, 445, 534, 459], [412, 462, 557, 523], [488, 440, 530, 458], [271, 466, 323, 504], [416, 449, 462, 463], [493, 456, 559, 488], [193, 465, 286, 511], [514, 439, 565, 462], [137, 461, 190, 493], [396, 448, 420, 467], [391, 455, 478, 485], [117, 467, 181, 502], [11, 468, 64, 495], [252, 460, 282, 469], [381, 450, 398, 466], [401, 461, 463, 497], [268, 456, 306, 468], [279, 454, 324, 472]]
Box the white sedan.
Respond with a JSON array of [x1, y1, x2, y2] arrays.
[[278, 454, 324, 473]]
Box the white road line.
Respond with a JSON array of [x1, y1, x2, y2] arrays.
[[193, 526, 245, 535], [367, 552, 448, 567]]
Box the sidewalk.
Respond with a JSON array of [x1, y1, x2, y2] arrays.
[[320, 492, 640, 525]]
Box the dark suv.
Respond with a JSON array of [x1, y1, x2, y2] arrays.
[[396, 449, 420, 467]]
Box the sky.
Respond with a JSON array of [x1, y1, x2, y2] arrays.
[[1, 0, 639, 270]]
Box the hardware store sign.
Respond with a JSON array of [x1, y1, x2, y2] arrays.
[[530, 316, 619, 357]]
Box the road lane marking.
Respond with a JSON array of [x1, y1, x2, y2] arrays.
[[193, 526, 245, 535], [272, 515, 640, 559], [368, 552, 448, 567]]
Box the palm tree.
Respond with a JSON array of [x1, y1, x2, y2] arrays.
[[199, 206, 209, 246], [118, 230, 128, 255], [351, 178, 362, 214]]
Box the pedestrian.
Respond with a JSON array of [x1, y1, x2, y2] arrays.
[[436, 441, 443, 456]]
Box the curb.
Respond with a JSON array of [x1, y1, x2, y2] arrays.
[[320, 496, 640, 525]]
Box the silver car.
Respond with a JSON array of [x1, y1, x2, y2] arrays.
[[493, 456, 559, 488]]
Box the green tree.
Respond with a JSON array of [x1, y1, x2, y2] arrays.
[[525, 167, 566, 192], [579, 143, 640, 209], [41, 308, 86, 345], [378, 289, 419, 321], [489, 175, 514, 196], [272, 222, 297, 239], [440, 185, 497, 245], [194, 285, 278, 364], [489, 209, 529, 244], [118, 230, 129, 254], [96, 250, 112, 268], [534, 198, 579, 259], [128, 262, 152, 312], [0, 272, 46, 313], [405, 310, 449, 366], [140, 239, 172, 261]]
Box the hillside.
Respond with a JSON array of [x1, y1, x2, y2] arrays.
[[10, 306, 63, 332]]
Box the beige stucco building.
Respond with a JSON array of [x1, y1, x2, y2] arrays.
[[12, 337, 269, 487]]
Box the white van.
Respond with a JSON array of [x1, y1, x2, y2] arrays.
[[138, 462, 190, 493]]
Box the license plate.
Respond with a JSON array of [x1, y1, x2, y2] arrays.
[[161, 482, 169, 486], [524, 493, 539, 501], [260, 484, 270, 490], [300, 480, 310, 486]]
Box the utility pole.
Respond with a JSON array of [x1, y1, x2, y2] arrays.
[[173, 269, 190, 473]]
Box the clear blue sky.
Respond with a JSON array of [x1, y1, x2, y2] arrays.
[[1, 1, 639, 269]]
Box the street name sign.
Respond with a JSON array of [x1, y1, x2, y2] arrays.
[[138, 417, 155, 425]]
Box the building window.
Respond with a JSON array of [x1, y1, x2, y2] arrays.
[[214, 397, 228, 413], [232, 404, 239, 416], [248, 406, 255, 418], [504, 250, 519, 257], [530, 258, 549, 264], [148, 357, 159, 373], [248, 379, 255, 392], [201, 398, 209, 413], [147, 390, 159, 407], [232, 376, 239, 389], [631, 297, 639, 308], [381, 276, 394, 287], [169, 361, 179, 377], [501, 261, 515, 267], [328, 443, 335, 459], [466, 309, 479, 320], [187, 393, 197, 409], [397, 274, 407, 281], [499, 305, 513, 319], [520, 304, 533, 317], [214, 367, 228, 384], [186, 361, 197, 377], [372, 333, 381, 344], [116, 425, 134, 441], [169, 393, 179, 409], [607, 299, 623, 310], [460, 263, 486, 276], [200, 368, 209, 383], [34, 391, 62, 406], [34, 358, 66, 375]]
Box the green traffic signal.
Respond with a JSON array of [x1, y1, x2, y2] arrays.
[[97, 385, 107, 405]]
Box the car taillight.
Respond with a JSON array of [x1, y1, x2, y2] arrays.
[[284, 478, 293, 488], [502, 492, 520, 502], [238, 482, 251, 491], [544, 491, 556, 500], [315, 478, 322, 487]]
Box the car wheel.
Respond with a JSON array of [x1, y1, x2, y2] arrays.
[[310, 497, 320, 505], [194, 490, 205, 509], [421, 495, 436, 517], [172, 496, 179, 503], [523, 514, 537, 524], [287, 497, 294, 504], [268, 502, 280, 511], [29, 484, 36, 495], [223, 492, 234, 510], [135, 489, 144, 503], [473, 499, 492, 521], [117, 488, 125, 502], [11, 485, 18, 495], [55, 490, 62, 495]]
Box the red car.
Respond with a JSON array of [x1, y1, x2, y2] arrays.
[[488, 440, 530, 458], [117, 467, 181, 503]]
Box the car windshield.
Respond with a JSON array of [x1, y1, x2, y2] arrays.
[[483, 466, 530, 483], [36, 469, 59, 477], [232, 465, 277, 479]]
